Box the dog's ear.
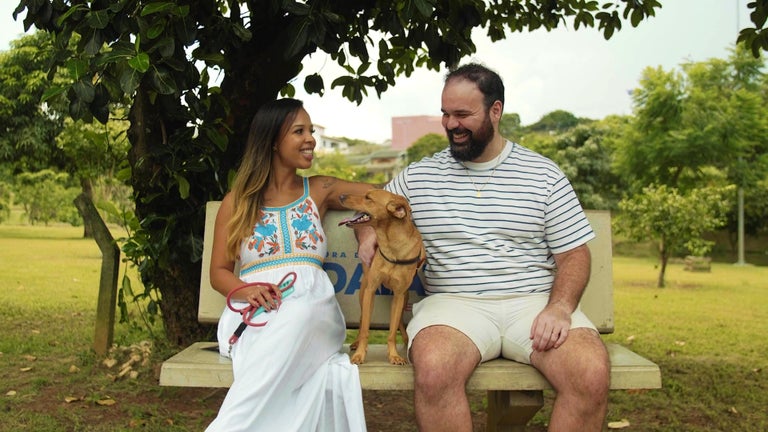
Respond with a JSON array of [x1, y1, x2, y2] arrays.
[[386, 200, 408, 219]]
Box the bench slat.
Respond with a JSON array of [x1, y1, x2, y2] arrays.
[[160, 342, 660, 391]]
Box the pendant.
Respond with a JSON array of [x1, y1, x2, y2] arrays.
[[476, 191, 482, 198]]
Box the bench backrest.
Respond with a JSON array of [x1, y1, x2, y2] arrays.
[[198, 201, 615, 333]]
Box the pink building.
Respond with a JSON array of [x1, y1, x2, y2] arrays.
[[391, 115, 444, 150]]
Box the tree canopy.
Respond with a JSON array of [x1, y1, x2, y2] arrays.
[[12, 0, 767, 344]]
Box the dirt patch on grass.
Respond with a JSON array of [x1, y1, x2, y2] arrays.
[[3, 362, 498, 431]]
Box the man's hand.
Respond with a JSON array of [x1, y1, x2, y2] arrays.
[[355, 225, 377, 267], [530, 302, 571, 352]]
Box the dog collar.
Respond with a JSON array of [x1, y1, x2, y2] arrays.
[[378, 249, 422, 265]]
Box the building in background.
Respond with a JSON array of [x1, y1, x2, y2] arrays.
[[347, 149, 407, 182], [391, 115, 443, 150], [313, 124, 350, 154]]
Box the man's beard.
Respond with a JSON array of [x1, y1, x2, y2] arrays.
[[447, 112, 494, 162]]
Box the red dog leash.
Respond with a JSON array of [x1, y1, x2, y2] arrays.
[[226, 272, 297, 353]]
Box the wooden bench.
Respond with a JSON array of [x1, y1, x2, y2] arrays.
[[160, 202, 661, 431]]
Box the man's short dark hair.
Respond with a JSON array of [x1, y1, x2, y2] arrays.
[[445, 63, 505, 111]]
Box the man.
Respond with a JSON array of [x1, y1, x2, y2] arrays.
[[358, 63, 609, 431]]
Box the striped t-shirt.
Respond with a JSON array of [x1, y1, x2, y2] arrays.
[[386, 141, 595, 296]]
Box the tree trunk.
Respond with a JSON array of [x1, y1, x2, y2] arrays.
[[127, 85, 212, 346], [80, 177, 94, 238]]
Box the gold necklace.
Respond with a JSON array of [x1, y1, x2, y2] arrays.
[[464, 151, 502, 198]]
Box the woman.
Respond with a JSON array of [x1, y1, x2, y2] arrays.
[[206, 98, 371, 431]]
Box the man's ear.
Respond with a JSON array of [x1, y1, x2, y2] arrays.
[[490, 100, 503, 122]]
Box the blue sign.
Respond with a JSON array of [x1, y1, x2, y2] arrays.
[[323, 262, 426, 296]]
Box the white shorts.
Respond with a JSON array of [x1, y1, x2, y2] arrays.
[[406, 293, 597, 364]]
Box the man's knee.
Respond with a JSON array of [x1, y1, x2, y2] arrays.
[[410, 326, 479, 391], [533, 328, 609, 394]]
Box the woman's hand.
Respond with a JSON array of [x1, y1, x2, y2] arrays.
[[244, 283, 283, 311]]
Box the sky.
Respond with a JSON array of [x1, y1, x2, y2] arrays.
[[1, 1, 754, 143]]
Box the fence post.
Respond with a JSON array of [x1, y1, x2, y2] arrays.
[[73, 194, 120, 356]]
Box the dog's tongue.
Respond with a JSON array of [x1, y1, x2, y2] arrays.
[[339, 212, 366, 226]]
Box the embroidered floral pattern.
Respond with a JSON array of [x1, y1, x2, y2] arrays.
[[292, 199, 323, 251], [246, 197, 323, 259], [247, 211, 281, 257]]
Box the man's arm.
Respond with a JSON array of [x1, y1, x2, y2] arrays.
[[530, 244, 591, 352]]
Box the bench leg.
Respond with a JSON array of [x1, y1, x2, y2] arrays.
[[485, 390, 544, 432]]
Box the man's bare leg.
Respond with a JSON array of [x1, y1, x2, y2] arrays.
[[531, 328, 610, 431], [410, 325, 481, 432]]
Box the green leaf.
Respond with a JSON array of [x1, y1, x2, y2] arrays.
[[150, 67, 177, 94], [412, 0, 435, 18], [285, 19, 310, 59], [303, 73, 324, 95], [116, 166, 132, 182], [141, 2, 176, 16], [68, 96, 90, 120], [84, 31, 104, 55], [155, 37, 175, 58], [86, 9, 110, 29], [128, 52, 151, 72], [280, 83, 296, 97], [147, 20, 166, 39], [119, 67, 142, 94], [175, 174, 190, 199], [73, 80, 95, 103], [65, 58, 88, 80], [55, 4, 88, 27], [205, 128, 228, 152], [40, 86, 67, 103]]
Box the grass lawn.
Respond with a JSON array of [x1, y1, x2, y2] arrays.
[[1, 223, 767, 431]]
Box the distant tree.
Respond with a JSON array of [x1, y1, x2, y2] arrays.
[[526, 110, 588, 133], [618, 48, 768, 193], [545, 120, 624, 210], [15, 169, 80, 226], [615, 184, 733, 288], [55, 109, 130, 190], [406, 133, 448, 164], [0, 32, 65, 173], [300, 152, 367, 182], [616, 46, 768, 241], [55, 109, 131, 235], [499, 112, 522, 140]]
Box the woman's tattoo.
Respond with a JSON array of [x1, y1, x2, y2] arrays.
[[322, 178, 337, 189]]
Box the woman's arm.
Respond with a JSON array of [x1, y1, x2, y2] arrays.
[[309, 175, 376, 216], [309, 175, 379, 265], [209, 194, 242, 297], [209, 194, 281, 309]]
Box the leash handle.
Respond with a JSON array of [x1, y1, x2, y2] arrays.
[[226, 272, 297, 351]]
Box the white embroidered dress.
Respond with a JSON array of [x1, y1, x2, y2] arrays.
[[206, 177, 367, 432]]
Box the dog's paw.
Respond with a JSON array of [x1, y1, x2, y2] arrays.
[[388, 355, 409, 366], [350, 351, 366, 365]]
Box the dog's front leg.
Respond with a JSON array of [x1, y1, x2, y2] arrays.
[[350, 276, 377, 365], [387, 291, 408, 365]]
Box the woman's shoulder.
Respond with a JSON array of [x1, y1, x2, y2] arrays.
[[217, 192, 236, 217]]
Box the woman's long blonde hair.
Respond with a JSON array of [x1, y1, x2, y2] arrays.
[[225, 98, 304, 259]]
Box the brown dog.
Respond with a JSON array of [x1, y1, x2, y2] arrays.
[[339, 189, 425, 365]]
